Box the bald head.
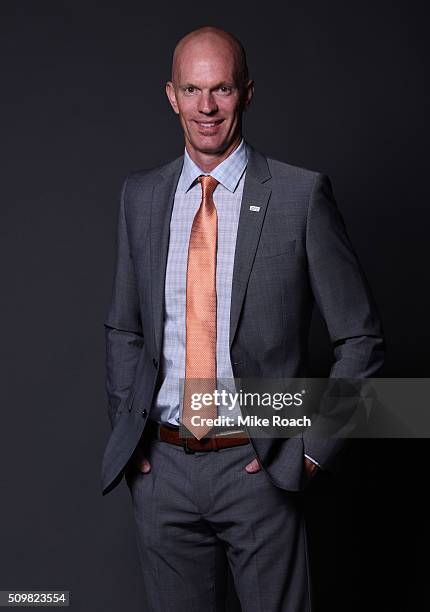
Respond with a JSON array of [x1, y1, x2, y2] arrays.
[[171, 26, 249, 89]]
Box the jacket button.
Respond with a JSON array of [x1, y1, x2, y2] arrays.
[[153, 358, 158, 368], [141, 409, 147, 417]]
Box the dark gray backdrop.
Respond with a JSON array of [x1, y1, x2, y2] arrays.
[[1, 1, 429, 611]]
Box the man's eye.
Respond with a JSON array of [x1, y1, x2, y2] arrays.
[[218, 86, 232, 93], [184, 87, 196, 94]]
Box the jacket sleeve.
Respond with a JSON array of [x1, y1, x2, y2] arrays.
[[104, 175, 144, 429], [303, 173, 385, 468]]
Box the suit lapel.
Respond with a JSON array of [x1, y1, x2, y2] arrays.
[[150, 155, 184, 355], [229, 144, 272, 349]]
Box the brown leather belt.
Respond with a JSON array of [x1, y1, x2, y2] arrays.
[[148, 419, 250, 452]]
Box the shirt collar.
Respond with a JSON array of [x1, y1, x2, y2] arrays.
[[177, 138, 248, 194]]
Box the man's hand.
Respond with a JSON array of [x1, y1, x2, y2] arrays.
[[130, 445, 151, 473], [245, 457, 320, 478], [303, 456, 319, 481], [245, 457, 263, 473]]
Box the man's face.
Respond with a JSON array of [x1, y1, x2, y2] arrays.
[[166, 38, 253, 157]]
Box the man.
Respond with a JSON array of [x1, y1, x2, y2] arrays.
[[101, 26, 384, 611]]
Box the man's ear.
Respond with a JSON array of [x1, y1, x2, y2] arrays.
[[165, 81, 179, 114], [243, 79, 254, 111]]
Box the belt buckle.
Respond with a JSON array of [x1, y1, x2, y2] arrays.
[[181, 436, 196, 454]]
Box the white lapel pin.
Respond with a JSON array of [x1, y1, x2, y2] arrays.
[[249, 205, 260, 212]]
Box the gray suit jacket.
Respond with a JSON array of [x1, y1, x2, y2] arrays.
[[101, 142, 384, 495]]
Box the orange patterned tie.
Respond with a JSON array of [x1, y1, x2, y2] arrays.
[[181, 175, 219, 440]]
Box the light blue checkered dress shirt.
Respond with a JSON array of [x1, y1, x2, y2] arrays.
[[151, 138, 248, 427]]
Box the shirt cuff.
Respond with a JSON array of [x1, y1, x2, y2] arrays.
[[304, 453, 322, 468]]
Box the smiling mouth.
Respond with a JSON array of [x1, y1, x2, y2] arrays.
[[194, 120, 224, 129]]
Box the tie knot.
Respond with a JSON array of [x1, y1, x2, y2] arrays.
[[198, 175, 219, 198]]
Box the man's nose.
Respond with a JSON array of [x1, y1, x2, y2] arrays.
[[197, 91, 218, 114]]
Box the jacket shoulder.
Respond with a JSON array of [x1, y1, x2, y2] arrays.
[[122, 154, 184, 198], [264, 157, 327, 210], [267, 156, 322, 185]]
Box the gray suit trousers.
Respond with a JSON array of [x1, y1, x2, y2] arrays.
[[125, 425, 313, 612]]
